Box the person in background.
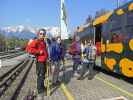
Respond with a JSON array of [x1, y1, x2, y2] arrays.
[[50, 37, 62, 86], [88, 41, 96, 79], [78, 40, 96, 80], [69, 36, 81, 77], [60, 40, 66, 65], [45, 38, 53, 82], [28, 29, 48, 99]]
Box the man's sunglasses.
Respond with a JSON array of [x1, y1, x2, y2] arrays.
[[39, 31, 46, 35], [39, 33, 45, 35]]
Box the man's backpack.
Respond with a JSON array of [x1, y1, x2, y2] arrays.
[[51, 43, 61, 61], [26, 39, 38, 54]]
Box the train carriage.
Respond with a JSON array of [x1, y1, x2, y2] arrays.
[[77, 1, 133, 78]]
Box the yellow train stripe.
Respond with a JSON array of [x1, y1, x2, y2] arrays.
[[101, 43, 123, 53], [60, 83, 75, 100], [119, 58, 133, 77], [95, 76, 133, 97], [129, 39, 133, 51], [104, 57, 116, 71]]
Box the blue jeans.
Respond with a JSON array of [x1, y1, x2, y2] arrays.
[[36, 62, 46, 94]]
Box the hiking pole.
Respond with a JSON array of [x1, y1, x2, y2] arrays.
[[46, 62, 50, 96], [44, 36, 50, 96], [81, 42, 84, 60]]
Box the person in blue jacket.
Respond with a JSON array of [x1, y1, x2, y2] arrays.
[[50, 37, 62, 86]]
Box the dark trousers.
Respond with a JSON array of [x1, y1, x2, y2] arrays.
[[36, 61, 46, 94], [80, 61, 95, 78], [52, 61, 60, 84], [73, 62, 80, 73]]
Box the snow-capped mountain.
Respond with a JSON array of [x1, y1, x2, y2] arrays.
[[0, 25, 36, 39], [0, 25, 60, 39]]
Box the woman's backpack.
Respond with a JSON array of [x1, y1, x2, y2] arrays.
[[69, 41, 80, 55]]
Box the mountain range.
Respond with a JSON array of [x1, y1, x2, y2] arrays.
[[0, 25, 60, 39]]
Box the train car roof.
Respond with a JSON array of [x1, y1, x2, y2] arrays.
[[93, 12, 113, 26], [76, 12, 113, 32], [76, 1, 133, 32], [115, 1, 133, 11], [114, 1, 133, 15], [93, 1, 133, 26]]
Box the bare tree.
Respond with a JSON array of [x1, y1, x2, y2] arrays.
[[95, 9, 110, 18], [85, 15, 93, 24], [0, 33, 6, 51]]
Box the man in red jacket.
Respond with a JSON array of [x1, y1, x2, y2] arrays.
[[29, 29, 48, 98]]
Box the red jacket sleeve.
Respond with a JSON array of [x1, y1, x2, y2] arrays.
[[30, 40, 38, 55], [43, 48, 48, 60], [40, 42, 48, 56], [41, 42, 48, 60]]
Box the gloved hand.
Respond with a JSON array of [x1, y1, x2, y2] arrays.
[[36, 51, 40, 55], [36, 50, 43, 55], [39, 50, 43, 54]]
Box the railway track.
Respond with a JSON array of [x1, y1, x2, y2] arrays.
[[0, 61, 25, 81], [0, 52, 9, 56], [0, 59, 34, 100], [0, 50, 21, 56], [0, 52, 25, 60]]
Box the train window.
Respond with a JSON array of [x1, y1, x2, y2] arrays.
[[95, 25, 101, 43], [111, 33, 126, 43], [102, 23, 109, 33], [110, 20, 116, 28], [127, 12, 133, 25], [126, 26, 133, 33], [111, 16, 122, 28]]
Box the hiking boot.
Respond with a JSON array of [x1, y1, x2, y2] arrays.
[[37, 93, 44, 100], [73, 72, 79, 77], [88, 76, 94, 80], [77, 76, 84, 80], [52, 80, 61, 87]]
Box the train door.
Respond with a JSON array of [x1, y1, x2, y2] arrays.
[[95, 25, 102, 44], [95, 24, 102, 66]]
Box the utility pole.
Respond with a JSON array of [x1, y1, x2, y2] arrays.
[[117, 0, 128, 8], [117, 0, 120, 8]]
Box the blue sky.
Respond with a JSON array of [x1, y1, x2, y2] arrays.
[[0, 0, 130, 31]]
